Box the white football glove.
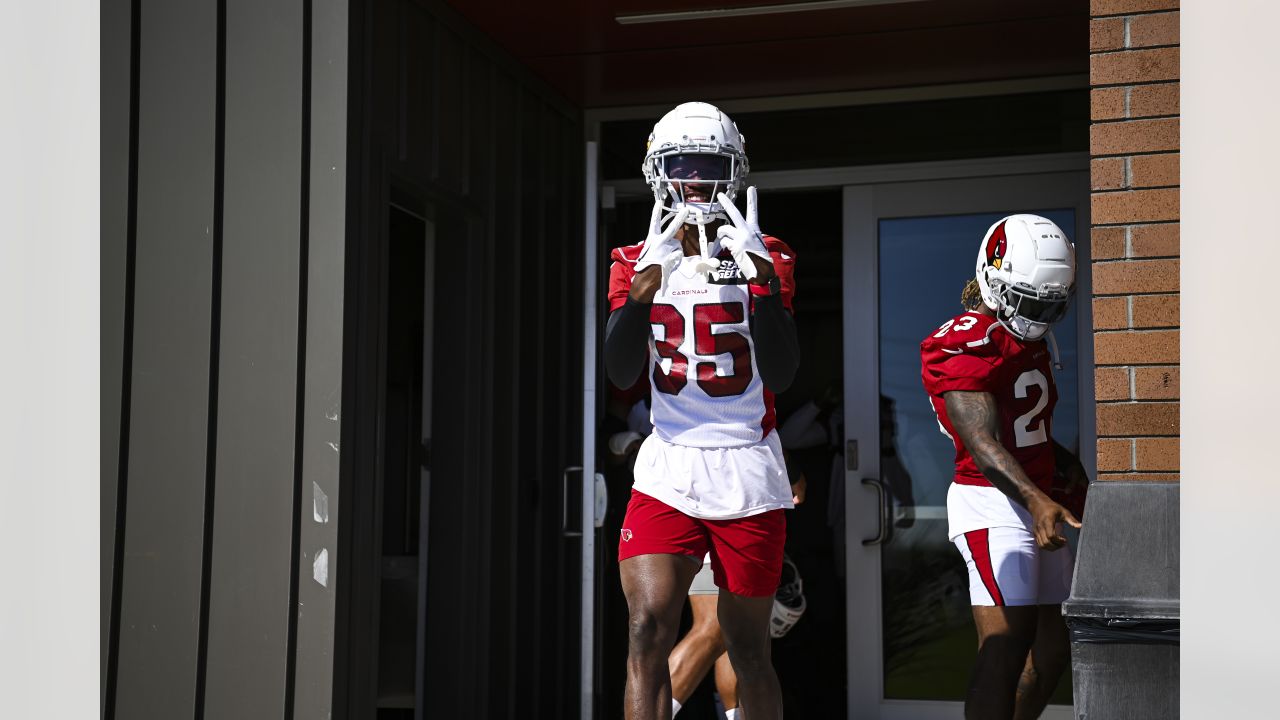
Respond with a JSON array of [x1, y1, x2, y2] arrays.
[[715, 186, 771, 281], [634, 197, 688, 296]]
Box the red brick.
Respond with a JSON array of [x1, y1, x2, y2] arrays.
[[1095, 330, 1179, 365], [1091, 17, 1125, 51], [1130, 223, 1179, 256], [1092, 226, 1127, 259], [1097, 472, 1179, 482], [1130, 153, 1179, 188], [1130, 83, 1179, 117], [1129, 11, 1179, 48], [1091, 87, 1126, 120], [1091, 47, 1180, 85], [1097, 402, 1179, 436], [1131, 295, 1179, 328], [1096, 367, 1132, 401], [1136, 437, 1179, 470], [1092, 188, 1180, 224], [1092, 157, 1125, 190], [1091, 0, 1180, 16], [1091, 118, 1179, 155], [1093, 258, 1179, 294], [1098, 438, 1134, 471], [1093, 296, 1129, 329], [1134, 366, 1179, 399]]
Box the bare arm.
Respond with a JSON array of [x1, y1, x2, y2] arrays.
[[944, 390, 1080, 549]]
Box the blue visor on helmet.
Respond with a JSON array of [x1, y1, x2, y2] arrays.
[[663, 153, 732, 182]]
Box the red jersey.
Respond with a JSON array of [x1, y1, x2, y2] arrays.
[[920, 311, 1058, 492]]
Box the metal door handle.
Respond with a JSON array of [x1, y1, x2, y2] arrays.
[[594, 472, 608, 529], [861, 477, 894, 546]]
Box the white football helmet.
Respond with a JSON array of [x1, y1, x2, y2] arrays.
[[642, 101, 749, 226], [975, 214, 1076, 341], [770, 554, 806, 638]]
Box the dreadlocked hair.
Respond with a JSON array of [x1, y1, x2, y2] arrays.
[[961, 278, 984, 310]]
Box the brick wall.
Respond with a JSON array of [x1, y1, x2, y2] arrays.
[[1089, 0, 1180, 480]]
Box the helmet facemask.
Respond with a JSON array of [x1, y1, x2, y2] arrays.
[[770, 554, 806, 638], [989, 275, 1072, 341], [657, 152, 740, 226]]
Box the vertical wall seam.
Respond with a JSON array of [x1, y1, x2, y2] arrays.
[[332, 0, 374, 711], [193, 1, 227, 717], [104, 1, 142, 716], [430, 18, 442, 181], [283, 2, 313, 718]]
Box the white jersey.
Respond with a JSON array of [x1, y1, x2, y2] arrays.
[[607, 235, 798, 518], [607, 237, 796, 448]]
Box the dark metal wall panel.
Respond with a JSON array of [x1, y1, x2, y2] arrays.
[[113, 0, 218, 716], [487, 75, 522, 720], [399, 5, 432, 169], [104, 2, 352, 718], [357, 2, 584, 717], [100, 0, 131, 714], [432, 25, 466, 184], [201, 0, 304, 717], [293, 0, 349, 715]]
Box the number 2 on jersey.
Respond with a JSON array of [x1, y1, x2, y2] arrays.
[[651, 302, 752, 397], [1013, 369, 1049, 447]]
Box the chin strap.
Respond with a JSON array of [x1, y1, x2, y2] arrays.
[[965, 319, 1003, 348], [963, 313, 1063, 370], [664, 180, 731, 225], [1046, 330, 1063, 371], [691, 208, 720, 276]]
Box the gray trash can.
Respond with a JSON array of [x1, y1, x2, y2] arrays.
[[1061, 481, 1179, 719]]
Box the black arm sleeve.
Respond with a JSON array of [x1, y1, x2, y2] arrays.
[[750, 293, 800, 393], [604, 297, 652, 389]]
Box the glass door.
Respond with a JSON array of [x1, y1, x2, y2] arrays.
[[842, 172, 1091, 719]]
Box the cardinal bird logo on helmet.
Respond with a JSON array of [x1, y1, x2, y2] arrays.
[[985, 220, 1008, 270]]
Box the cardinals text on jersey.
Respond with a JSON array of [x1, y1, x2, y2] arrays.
[[608, 236, 796, 449]]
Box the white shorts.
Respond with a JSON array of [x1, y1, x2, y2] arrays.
[[953, 526, 1074, 606], [947, 483, 1033, 541], [631, 430, 793, 520]]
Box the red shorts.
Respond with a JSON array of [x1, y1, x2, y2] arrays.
[[617, 490, 786, 597]]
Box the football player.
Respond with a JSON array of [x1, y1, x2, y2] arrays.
[[604, 101, 800, 720], [920, 215, 1089, 720]]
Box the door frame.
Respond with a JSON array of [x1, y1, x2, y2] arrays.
[[395, 200, 436, 720], [585, 150, 1090, 719], [581, 140, 601, 720], [842, 165, 1091, 720]]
